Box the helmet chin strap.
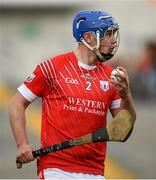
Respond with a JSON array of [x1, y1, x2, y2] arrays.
[[80, 30, 110, 62]]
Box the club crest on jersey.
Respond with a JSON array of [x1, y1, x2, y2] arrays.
[[100, 80, 109, 92], [25, 73, 36, 82]]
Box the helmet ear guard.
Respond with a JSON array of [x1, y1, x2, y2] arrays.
[[73, 11, 120, 61]]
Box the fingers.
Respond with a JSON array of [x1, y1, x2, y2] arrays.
[[109, 67, 130, 99], [16, 144, 35, 164], [116, 66, 129, 79], [113, 72, 129, 83], [116, 66, 128, 76], [110, 68, 129, 85], [109, 79, 127, 90], [109, 78, 129, 98], [16, 152, 34, 163], [109, 79, 118, 87]]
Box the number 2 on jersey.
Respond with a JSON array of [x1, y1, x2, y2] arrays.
[[86, 81, 92, 91]]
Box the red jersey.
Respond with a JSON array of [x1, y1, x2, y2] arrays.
[[18, 52, 121, 176]]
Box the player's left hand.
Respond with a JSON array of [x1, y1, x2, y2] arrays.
[[109, 67, 130, 99]]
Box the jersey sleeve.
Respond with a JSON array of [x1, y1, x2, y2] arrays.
[[109, 88, 121, 110], [17, 64, 51, 102]]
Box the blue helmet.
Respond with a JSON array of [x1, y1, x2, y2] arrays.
[[73, 10, 120, 61], [73, 10, 119, 42]]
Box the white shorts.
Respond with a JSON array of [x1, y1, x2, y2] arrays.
[[39, 168, 105, 180]]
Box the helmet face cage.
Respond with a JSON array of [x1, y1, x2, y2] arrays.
[[73, 10, 120, 61], [101, 26, 120, 59]]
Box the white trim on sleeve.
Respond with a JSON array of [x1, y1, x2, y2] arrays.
[[17, 84, 38, 102], [110, 99, 121, 109]]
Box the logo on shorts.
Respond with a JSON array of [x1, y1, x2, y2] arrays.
[[100, 80, 109, 92], [25, 73, 36, 82]]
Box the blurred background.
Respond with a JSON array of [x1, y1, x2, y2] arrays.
[[0, 0, 156, 179]]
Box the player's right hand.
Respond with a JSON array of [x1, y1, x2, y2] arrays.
[[16, 144, 35, 164]]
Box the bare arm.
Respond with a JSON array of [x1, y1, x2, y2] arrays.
[[9, 92, 35, 163]]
